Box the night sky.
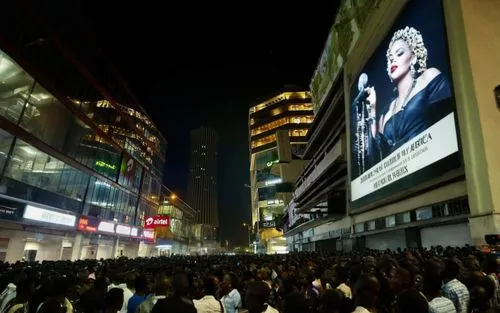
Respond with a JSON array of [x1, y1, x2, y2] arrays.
[[82, 1, 340, 245]]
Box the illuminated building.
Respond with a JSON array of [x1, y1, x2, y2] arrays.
[[187, 126, 219, 242], [0, 4, 194, 261], [285, 0, 500, 252], [249, 86, 313, 253]]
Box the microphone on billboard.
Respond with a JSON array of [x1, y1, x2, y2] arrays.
[[352, 73, 369, 106]]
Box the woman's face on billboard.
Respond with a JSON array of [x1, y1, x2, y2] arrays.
[[387, 39, 414, 82]]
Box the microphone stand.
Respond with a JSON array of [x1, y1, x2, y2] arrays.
[[355, 96, 370, 176]]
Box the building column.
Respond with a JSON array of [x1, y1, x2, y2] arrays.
[[112, 237, 120, 258], [71, 234, 83, 261], [444, 0, 500, 244], [5, 232, 25, 263]]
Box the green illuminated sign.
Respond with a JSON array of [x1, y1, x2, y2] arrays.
[[95, 161, 117, 170], [266, 160, 279, 167]]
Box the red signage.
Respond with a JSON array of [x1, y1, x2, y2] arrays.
[[144, 215, 170, 229], [78, 217, 97, 232]]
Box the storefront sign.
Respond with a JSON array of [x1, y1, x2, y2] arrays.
[[98, 221, 115, 233], [115, 224, 131, 236], [95, 160, 117, 170], [143, 230, 155, 240], [23, 205, 76, 227], [144, 215, 170, 229], [77, 217, 98, 232], [260, 220, 276, 229], [0, 205, 20, 221], [131, 227, 139, 237]]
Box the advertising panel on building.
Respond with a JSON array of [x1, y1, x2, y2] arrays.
[[349, 0, 461, 208], [23, 205, 76, 227], [144, 215, 170, 229]]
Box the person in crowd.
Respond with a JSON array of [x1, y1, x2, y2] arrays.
[[394, 289, 428, 313], [245, 281, 278, 313], [108, 272, 134, 313], [0, 271, 26, 313], [352, 274, 380, 313], [482, 254, 500, 310], [469, 279, 495, 313], [220, 273, 241, 313], [422, 259, 456, 313], [77, 277, 108, 313], [442, 258, 470, 313], [193, 276, 224, 313], [136, 275, 171, 313], [318, 289, 343, 313], [3, 279, 31, 313], [335, 266, 352, 300], [127, 275, 148, 313], [105, 288, 124, 313], [151, 272, 195, 313]]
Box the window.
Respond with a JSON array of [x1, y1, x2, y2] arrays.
[[251, 134, 277, 149], [0, 50, 35, 124], [4, 139, 90, 201], [0, 130, 13, 173]]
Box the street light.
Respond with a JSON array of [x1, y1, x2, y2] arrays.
[[170, 194, 177, 200]]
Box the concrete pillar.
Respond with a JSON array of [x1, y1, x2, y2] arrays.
[[444, 0, 500, 244], [71, 234, 83, 261], [5, 232, 25, 263]]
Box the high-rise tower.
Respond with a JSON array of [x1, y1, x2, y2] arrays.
[[187, 126, 219, 240]]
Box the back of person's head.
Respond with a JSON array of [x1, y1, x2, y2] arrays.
[[259, 267, 272, 281], [172, 272, 190, 297], [353, 274, 380, 309], [203, 276, 218, 296], [94, 276, 108, 292], [16, 278, 32, 301], [154, 275, 172, 296], [335, 266, 349, 284], [53, 277, 69, 298], [245, 281, 271, 313], [470, 284, 493, 311], [483, 254, 498, 274], [443, 258, 460, 280], [105, 288, 124, 312], [125, 272, 136, 290], [134, 275, 148, 293], [320, 289, 343, 313], [395, 289, 428, 313]]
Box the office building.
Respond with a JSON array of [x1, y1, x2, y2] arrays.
[[187, 126, 219, 241], [0, 4, 194, 262], [285, 0, 500, 252], [249, 87, 313, 253]]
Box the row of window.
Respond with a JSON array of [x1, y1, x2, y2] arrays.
[[354, 198, 470, 233], [0, 130, 155, 224], [250, 115, 314, 136], [249, 92, 311, 114]]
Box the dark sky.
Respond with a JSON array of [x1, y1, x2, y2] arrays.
[[81, 1, 340, 245]]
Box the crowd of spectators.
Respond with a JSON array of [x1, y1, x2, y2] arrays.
[[0, 245, 498, 313]]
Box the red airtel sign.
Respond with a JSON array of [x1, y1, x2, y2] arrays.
[[144, 215, 170, 229]]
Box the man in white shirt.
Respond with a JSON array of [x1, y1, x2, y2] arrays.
[[107, 273, 135, 313], [193, 276, 225, 313]]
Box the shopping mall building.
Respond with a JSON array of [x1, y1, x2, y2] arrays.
[[0, 4, 195, 262], [284, 0, 500, 251]]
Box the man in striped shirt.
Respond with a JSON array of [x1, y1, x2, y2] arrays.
[[442, 259, 469, 313]]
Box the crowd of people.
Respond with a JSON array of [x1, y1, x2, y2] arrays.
[[0, 245, 498, 313]]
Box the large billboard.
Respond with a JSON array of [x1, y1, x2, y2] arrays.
[[349, 0, 461, 208]]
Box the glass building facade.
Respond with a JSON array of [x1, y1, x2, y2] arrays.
[[0, 49, 162, 224]]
